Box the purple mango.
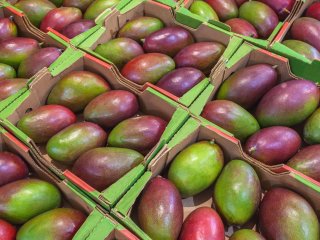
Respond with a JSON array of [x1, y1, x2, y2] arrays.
[[61, 19, 95, 38], [0, 63, 16, 80], [0, 18, 18, 41], [0, 78, 28, 100], [258, 0, 295, 20], [225, 18, 258, 38], [205, 0, 239, 21]]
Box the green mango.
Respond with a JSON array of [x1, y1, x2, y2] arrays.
[[84, 0, 119, 20], [49, 0, 63, 6], [304, 108, 320, 144], [62, 0, 94, 11], [230, 229, 266, 240], [283, 40, 320, 61], [0, 63, 16, 80], [190, 1, 219, 21]]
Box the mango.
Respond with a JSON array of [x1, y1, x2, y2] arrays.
[[47, 71, 110, 112], [179, 207, 224, 240], [239, 1, 279, 39], [291, 17, 320, 51], [84, 0, 119, 20], [255, 79, 319, 127], [0, 78, 28, 101], [217, 64, 277, 109], [94, 38, 144, 69], [304, 108, 320, 144], [49, 0, 63, 6], [17, 105, 77, 144], [138, 177, 183, 240], [121, 53, 175, 85], [0, 179, 61, 224], [189, 1, 219, 21], [205, 0, 238, 21], [143, 26, 194, 57], [108, 115, 167, 153], [0, 219, 16, 240], [61, 19, 95, 38], [84, 90, 139, 129], [0, 18, 18, 41], [230, 229, 265, 240], [0, 37, 40, 69], [0, 63, 16, 80], [214, 160, 261, 225], [174, 42, 225, 74], [17, 208, 85, 240], [46, 122, 107, 164], [245, 126, 301, 165], [235, 0, 247, 6], [62, 0, 93, 11], [15, 0, 56, 27], [72, 147, 143, 191], [18, 47, 62, 78], [225, 18, 258, 38], [156, 67, 205, 97], [0, 152, 29, 187], [201, 100, 260, 141], [306, 2, 320, 21], [288, 145, 320, 181], [118, 16, 164, 42], [283, 39, 320, 60], [168, 141, 224, 198], [40, 7, 82, 32], [259, 187, 319, 240], [258, 0, 294, 20]]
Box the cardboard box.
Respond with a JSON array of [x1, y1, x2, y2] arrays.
[[0, 50, 190, 211], [78, 0, 243, 107], [112, 117, 320, 239]]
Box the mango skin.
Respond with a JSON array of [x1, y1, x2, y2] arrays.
[[47, 71, 110, 112], [239, 1, 279, 39], [40, 7, 82, 33], [0, 179, 61, 224], [201, 100, 260, 141], [118, 16, 164, 42], [287, 145, 320, 181], [0, 152, 29, 187], [189, 1, 219, 21], [168, 141, 224, 198], [225, 18, 258, 38], [214, 160, 261, 225], [143, 26, 194, 57], [156, 67, 205, 97], [94, 38, 144, 69], [283, 40, 320, 60], [0, 18, 18, 41], [0, 63, 16, 80], [138, 177, 183, 240], [17, 105, 77, 144], [0, 78, 28, 101], [84, 90, 139, 129], [62, 0, 93, 11], [18, 47, 62, 78], [0, 37, 40, 69], [15, 0, 56, 27], [61, 19, 95, 38], [258, 0, 295, 20], [179, 207, 224, 240], [304, 108, 320, 144], [306, 2, 320, 21], [108, 115, 167, 153], [216, 64, 277, 109], [16, 208, 86, 240], [255, 79, 320, 127], [84, 0, 119, 20], [49, 0, 63, 6], [205, 0, 238, 21], [46, 122, 108, 164], [72, 147, 143, 191], [0, 219, 16, 240], [259, 187, 319, 240], [174, 42, 225, 74], [121, 53, 175, 85], [230, 229, 265, 240]]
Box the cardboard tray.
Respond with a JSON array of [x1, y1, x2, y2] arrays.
[[111, 116, 320, 240], [78, 0, 243, 107], [0, 50, 190, 211]]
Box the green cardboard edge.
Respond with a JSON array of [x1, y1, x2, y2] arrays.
[[180, 78, 209, 107]]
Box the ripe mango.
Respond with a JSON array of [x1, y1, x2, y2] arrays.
[[62, 0, 93, 11], [205, 0, 238, 21], [214, 160, 261, 225], [17, 105, 77, 143], [0, 219, 16, 240], [84, 0, 119, 20], [306, 2, 320, 21], [0, 78, 28, 101], [258, 0, 294, 20], [47, 71, 110, 112], [230, 229, 265, 240], [138, 177, 183, 240], [0, 18, 17, 41], [259, 188, 319, 240], [255, 79, 319, 127], [304, 108, 320, 144], [46, 122, 107, 164], [49, 0, 63, 6], [72, 147, 143, 191], [225, 18, 258, 38], [201, 100, 260, 141], [189, 1, 219, 21], [61, 19, 95, 38], [168, 141, 224, 198], [118, 16, 164, 42], [84, 90, 139, 129], [283, 39, 320, 60], [0, 63, 16, 80], [0, 179, 61, 224]]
